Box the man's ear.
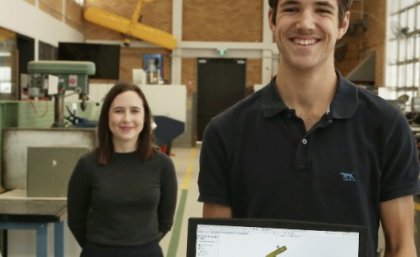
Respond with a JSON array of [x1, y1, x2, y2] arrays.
[[269, 9, 276, 31], [338, 11, 350, 39]]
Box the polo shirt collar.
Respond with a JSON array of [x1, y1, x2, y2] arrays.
[[261, 78, 288, 117], [329, 71, 358, 119], [261, 70, 358, 119]]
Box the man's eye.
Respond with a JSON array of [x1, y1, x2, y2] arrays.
[[283, 7, 299, 12], [317, 9, 332, 14]]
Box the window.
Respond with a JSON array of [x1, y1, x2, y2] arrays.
[[385, 0, 420, 105], [0, 67, 11, 93]]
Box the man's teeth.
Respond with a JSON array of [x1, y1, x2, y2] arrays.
[[293, 39, 317, 46]]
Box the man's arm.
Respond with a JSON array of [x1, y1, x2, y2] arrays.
[[203, 203, 233, 218], [380, 195, 418, 257]]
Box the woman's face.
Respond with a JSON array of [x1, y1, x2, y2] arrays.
[[108, 90, 145, 151]]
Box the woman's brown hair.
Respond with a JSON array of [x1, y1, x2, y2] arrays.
[[95, 82, 157, 165]]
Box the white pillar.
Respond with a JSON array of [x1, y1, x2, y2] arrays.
[[262, 0, 274, 84], [262, 49, 272, 85], [171, 49, 182, 84], [171, 0, 182, 84], [34, 39, 39, 61]]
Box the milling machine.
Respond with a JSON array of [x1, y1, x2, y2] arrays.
[[27, 60, 95, 127]]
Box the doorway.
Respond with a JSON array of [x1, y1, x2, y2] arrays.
[[196, 58, 246, 140]]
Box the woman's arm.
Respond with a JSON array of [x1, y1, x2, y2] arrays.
[[157, 157, 178, 237], [67, 157, 91, 247]]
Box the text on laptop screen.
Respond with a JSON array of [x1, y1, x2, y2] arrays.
[[196, 224, 359, 257]]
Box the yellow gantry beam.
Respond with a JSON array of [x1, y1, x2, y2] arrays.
[[84, 0, 177, 49]]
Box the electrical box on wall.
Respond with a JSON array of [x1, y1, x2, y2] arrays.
[[143, 54, 164, 84]]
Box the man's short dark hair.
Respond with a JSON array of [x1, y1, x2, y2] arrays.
[[269, 0, 353, 26]]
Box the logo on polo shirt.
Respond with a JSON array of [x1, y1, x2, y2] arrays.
[[339, 172, 357, 182]]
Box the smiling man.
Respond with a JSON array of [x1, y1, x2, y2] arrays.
[[198, 1, 420, 257]]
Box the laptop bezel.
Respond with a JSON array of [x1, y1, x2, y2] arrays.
[[187, 217, 369, 257]]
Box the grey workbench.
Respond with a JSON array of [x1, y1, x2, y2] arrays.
[[0, 198, 66, 257]]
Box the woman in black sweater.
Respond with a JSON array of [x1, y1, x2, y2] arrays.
[[68, 82, 178, 257]]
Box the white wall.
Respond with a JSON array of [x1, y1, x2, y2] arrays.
[[85, 83, 187, 122], [0, 0, 83, 48], [139, 85, 187, 122]]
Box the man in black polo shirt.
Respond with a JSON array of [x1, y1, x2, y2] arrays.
[[198, 0, 420, 257]]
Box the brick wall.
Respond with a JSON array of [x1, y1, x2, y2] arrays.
[[65, 0, 85, 31], [22, 0, 84, 33], [335, 0, 386, 86], [363, 0, 386, 86], [181, 58, 197, 96], [84, 0, 386, 87], [182, 0, 263, 42], [39, 0, 63, 21], [84, 0, 265, 93], [119, 47, 172, 83], [247, 59, 263, 91], [81, 0, 387, 146]]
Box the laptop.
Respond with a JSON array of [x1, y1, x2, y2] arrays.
[[27, 146, 90, 197], [187, 218, 369, 257]]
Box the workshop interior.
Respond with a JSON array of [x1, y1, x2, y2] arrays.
[[0, 0, 419, 257]]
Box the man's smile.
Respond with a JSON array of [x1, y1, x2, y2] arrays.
[[291, 38, 319, 46]]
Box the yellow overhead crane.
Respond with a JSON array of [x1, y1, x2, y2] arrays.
[[84, 0, 177, 49]]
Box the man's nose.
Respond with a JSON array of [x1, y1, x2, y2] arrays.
[[296, 9, 316, 32]]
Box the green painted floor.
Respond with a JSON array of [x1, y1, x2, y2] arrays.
[[159, 146, 202, 257]]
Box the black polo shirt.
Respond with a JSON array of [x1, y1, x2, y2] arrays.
[[198, 72, 420, 256]]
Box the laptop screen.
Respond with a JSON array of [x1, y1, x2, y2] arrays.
[[187, 218, 368, 257]]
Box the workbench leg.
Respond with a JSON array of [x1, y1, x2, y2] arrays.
[[1, 230, 7, 257], [36, 224, 48, 257], [54, 222, 64, 257]]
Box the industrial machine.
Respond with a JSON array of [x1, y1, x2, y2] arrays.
[[27, 60, 95, 127]]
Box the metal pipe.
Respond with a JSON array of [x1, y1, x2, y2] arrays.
[[53, 94, 65, 127]]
